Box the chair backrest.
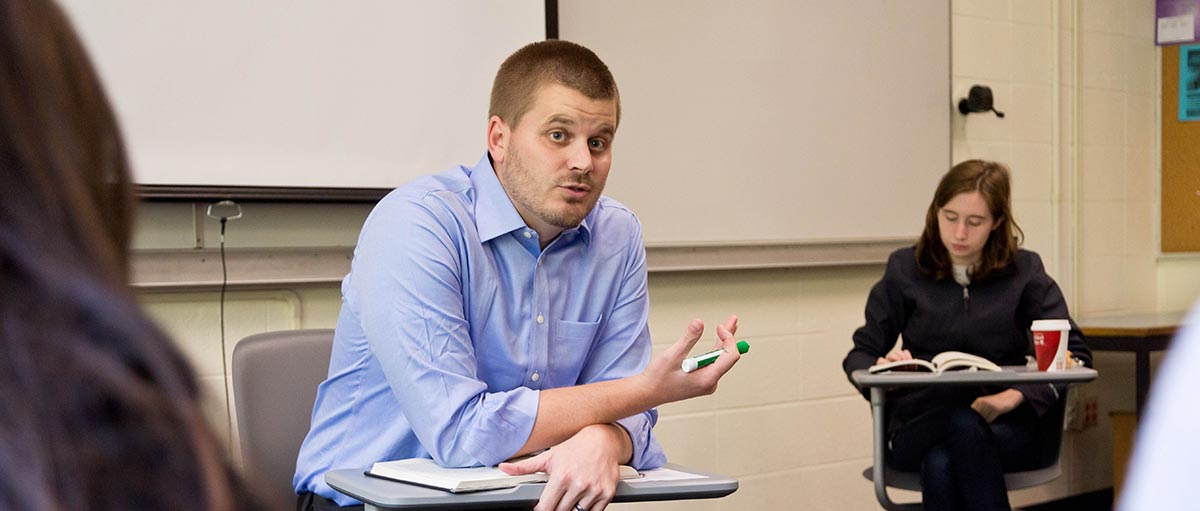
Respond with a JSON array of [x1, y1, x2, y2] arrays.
[[232, 329, 334, 506]]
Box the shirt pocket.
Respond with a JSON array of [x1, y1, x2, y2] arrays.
[[552, 319, 602, 383], [556, 319, 602, 341]]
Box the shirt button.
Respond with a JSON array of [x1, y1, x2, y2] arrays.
[[536, 314, 545, 324], [531, 372, 540, 382], [523, 231, 532, 238]]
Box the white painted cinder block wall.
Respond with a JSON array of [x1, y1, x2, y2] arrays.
[[130, 1, 1200, 509]]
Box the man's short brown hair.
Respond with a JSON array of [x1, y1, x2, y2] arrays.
[[489, 39, 620, 128]]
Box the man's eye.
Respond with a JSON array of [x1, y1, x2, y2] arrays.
[[549, 131, 566, 142], [589, 139, 606, 151]]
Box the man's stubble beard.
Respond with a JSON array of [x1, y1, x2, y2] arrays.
[[503, 146, 602, 229]]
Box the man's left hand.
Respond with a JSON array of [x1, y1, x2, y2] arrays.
[[970, 388, 1025, 423], [499, 423, 630, 511]]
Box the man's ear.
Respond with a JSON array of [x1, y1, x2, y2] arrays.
[[487, 115, 508, 165]]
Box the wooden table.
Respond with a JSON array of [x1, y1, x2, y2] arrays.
[[1079, 311, 1185, 416]]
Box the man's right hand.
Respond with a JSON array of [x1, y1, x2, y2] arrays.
[[636, 315, 742, 406], [500, 423, 628, 511]]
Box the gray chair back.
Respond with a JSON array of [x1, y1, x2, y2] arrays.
[[232, 329, 334, 507]]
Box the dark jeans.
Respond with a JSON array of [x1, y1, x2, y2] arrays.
[[885, 387, 1062, 511], [296, 492, 364, 511]]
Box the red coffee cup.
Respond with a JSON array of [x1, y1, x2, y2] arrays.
[[1032, 319, 1071, 371]]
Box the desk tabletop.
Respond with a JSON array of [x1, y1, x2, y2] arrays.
[[851, 366, 1097, 389], [1079, 310, 1187, 338], [326, 463, 738, 510]]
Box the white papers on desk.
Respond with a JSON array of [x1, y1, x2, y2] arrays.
[[625, 467, 707, 483]]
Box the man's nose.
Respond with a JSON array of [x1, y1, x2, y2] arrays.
[[567, 141, 592, 174]]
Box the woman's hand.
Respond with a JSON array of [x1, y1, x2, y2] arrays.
[[876, 349, 912, 366], [970, 389, 1025, 423]]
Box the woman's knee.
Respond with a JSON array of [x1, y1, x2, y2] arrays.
[[945, 406, 989, 440]]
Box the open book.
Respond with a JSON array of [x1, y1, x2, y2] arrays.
[[367, 457, 642, 493], [868, 351, 1002, 374]]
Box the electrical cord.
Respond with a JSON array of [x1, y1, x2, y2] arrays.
[[206, 200, 241, 448], [219, 216, 231, 444]]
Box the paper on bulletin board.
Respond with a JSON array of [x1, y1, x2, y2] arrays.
[[1181, 45, 1200, 121], [1158, 0, 1200, 44]]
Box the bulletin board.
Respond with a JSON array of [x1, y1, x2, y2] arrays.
[[1162, 44, 1200, 252]]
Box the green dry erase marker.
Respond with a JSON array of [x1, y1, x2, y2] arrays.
[[681, 341, 750, 373]]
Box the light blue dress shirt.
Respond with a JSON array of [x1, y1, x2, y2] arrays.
[[293, 153, 666, 504]]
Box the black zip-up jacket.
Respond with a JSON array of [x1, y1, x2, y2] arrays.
[[843, 247, 1092, 416]]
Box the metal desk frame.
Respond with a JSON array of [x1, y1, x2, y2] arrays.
[[851, 367, 1099, 511]]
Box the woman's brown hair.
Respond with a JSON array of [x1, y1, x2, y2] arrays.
[[914, 160, 1025, 282], [0, 1, 258, 509]]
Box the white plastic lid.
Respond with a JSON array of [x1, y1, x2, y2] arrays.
[[681, 359, 699, 373], [1031, 319, 1071, 331]]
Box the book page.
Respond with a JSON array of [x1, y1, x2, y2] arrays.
[[369, 458, 545, 492], [370, 458, 640, 492], [930, 351, 1001, 372], [868, 359, 936, 373], [626, 467, 707, 483]]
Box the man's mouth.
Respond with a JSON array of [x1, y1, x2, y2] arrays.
[[559, 183, 591, 197]]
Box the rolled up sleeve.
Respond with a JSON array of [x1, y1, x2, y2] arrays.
[[616, 412, 666, 469]]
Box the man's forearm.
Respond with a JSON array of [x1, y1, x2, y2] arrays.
[[512, 318, 741, 459], [514, 375, 654, 457]]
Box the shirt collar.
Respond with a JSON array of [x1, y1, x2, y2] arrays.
[[575, 209, 594, 246], [469, 151, 594, 247], [470, 152, 528, 243]]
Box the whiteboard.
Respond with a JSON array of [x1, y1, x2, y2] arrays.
[[61, 0, 948, 246], [58, 0, 544, 188], [561, 0, 950, 245]]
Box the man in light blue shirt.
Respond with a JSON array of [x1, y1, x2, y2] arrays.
[[294, 40, 743, 511]]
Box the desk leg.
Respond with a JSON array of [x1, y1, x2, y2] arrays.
[[1135, 349, 1150, 417], [871, 388, 921, 511]]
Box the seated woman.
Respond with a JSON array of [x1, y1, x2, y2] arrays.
[[842, 160, 1091, 511], [0, 1, 262, 509]]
